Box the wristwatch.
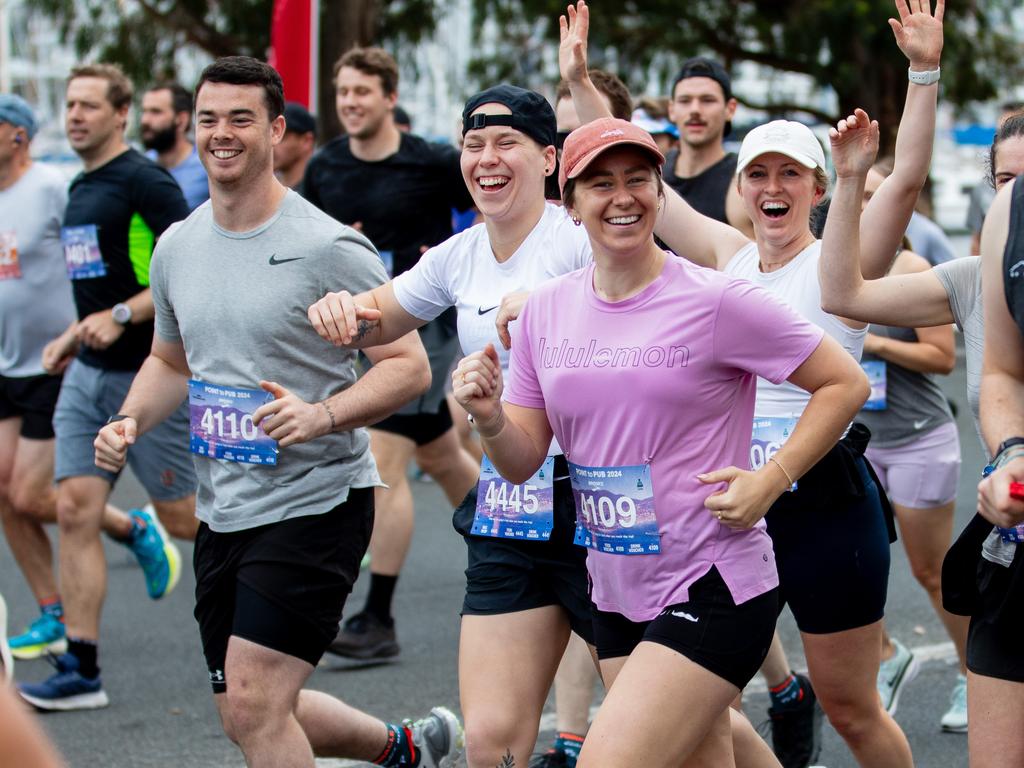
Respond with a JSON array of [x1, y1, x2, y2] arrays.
[[908, 67, 940, 86], [112, 302, 132, 325], [995, 437, 1024, 461], [106, 414, 130, 425]]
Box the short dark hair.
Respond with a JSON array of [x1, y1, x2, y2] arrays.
[[195, 56, 285, 120], [67, 63, 133, 110], [333, 47, 399, 96], [989, 112, 1024, 189], [555, 69, 632, 121], [149, 82, 193, 116]]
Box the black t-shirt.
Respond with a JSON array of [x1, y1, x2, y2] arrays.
[[64, 149, 189, 371], [1003, 175, 1024, 335], [301, 132, 473, 278], [662, 151, 737, 225]]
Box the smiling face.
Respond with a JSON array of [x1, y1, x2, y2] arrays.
[[669, 76, 735, 150], [335, 66, 396, 141], [195, 81, 284, 189], [460, 103, 555, 224], [65, 76, 127, 160], [567, 146, 661, 258], [738, 152, 822, 245]]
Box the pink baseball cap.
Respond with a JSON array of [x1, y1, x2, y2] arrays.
[[559, 117, 665, 194]]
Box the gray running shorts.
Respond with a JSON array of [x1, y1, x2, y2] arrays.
[[53, 358, 197, 500]]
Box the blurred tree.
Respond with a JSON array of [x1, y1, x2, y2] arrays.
[[36, 0, 438, 140], [471, 0, 1024, 152]]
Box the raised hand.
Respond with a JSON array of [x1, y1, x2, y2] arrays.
[[452, 344, 505, 432], [889, 0, 944, 71], [829, 108, 880, 178], [558, 1, 591, 84]]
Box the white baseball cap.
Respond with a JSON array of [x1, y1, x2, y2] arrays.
[[736, 119, 826, 175]]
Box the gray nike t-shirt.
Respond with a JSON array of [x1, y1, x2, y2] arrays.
[[151, 191, 386, 532]]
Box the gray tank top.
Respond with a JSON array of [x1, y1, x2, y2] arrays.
[[858, 323, 953, 448]]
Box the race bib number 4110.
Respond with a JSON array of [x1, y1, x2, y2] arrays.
[[472, 456, 554, 540], [570, 462, 659, 555], [188, 380, 277, 465]]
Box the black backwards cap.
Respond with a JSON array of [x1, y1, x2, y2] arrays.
[[671, 57, 733, 101], [462, 84, 556, 149]]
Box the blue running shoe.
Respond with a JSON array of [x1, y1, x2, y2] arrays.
[[125, 508, 181, 600], [18, 653, 109, 711], [10, 613, 67, 660]]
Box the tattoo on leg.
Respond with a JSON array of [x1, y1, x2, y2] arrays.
[[354, 318, 377, 341], [495, 749, 516, 768]]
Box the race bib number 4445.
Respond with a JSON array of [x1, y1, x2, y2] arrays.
[[473, 456, 554, 540], [61, 225, 106, 280], [188, 380, 277, 465], [570, 462, 659, 555]]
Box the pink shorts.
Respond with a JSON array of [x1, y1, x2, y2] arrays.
[[865, 421, 961, 509]]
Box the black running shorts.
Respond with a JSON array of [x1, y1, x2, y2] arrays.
[[371, 407, 454, 447], [591, 567, 777, 689], [0, 373, 63, 440], [454, 456, 595, 645], [966, 545, 1024, 682], [192, 488, 374, 693]]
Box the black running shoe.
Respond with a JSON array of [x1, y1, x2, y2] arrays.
[[529, 750, 570, 768], [768, 673, 823, 768], [326, 611, 400, 660]]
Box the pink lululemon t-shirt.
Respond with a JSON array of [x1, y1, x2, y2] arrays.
[[505, 255, 824, 621]]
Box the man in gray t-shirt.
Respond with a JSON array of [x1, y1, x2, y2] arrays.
[[93, 58, 462, 768]]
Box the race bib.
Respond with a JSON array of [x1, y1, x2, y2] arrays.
[[751, 416, 798, 491], [61, 225, 106, 280], [188, 380, 277, 465], [861, 360, 887, 410], [570, 462, 659, 555], [473, 456, 554, 540], [0, 231, 21, 280]]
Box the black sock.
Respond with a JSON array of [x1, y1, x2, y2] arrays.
[[68, 637, 99, 679], [363, 573, 398, 626]]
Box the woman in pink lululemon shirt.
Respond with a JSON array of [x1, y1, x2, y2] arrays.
[[451, 118, 869, 767]]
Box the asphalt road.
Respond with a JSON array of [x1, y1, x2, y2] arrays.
[[3, 342, 979, 768]]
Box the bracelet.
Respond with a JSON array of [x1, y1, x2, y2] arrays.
[[768, 456, 796, 488], [908, 67, 940, 86], [320, 401, 336, 432], [995, 447, 1024, 470]]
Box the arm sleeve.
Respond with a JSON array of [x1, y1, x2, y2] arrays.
[[713, 279, 824, 384], [149, 234, 181, 343], [392, 243, 456, 321], [503, 297, 546, 410]]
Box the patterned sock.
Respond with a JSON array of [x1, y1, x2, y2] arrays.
[[769, 672, 805, 709], [39, 596, 64, 623], [67, 637, 99, 679], [372, 723, 417, 766], [554, 732, 585, 764]]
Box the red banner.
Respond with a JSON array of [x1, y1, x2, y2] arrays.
[[268, 0, 319, 110]]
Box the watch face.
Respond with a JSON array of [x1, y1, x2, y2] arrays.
[[113, 304, 131, 324]]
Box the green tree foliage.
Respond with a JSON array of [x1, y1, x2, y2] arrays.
[[472, 0, 1024, 148]]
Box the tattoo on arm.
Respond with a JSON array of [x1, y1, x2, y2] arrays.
[[353, 318, 378, 342], [496, 749, 516, 768]]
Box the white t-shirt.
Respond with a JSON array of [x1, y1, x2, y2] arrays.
[[393, 202, 592, 381], [725, 240, 866, 419]]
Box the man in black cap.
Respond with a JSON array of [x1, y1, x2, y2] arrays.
[[274, 102, 316, 191], [665, 57, 752, 237]]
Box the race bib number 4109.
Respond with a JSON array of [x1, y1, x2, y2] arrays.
[[570, 462, 659, 555], [472, 456, 554, 540], [188, 380, 277, 465]]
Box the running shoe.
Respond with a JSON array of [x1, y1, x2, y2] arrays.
[[9, 612, 67, 660], [940, 673, 968, 733], [327, 611, 400, 660], [767, 673, 824, 768], [877, 638, 919, 715], [0, 592, 12, 682], [124, 508, 181, 600], [406, 706, 463, 768], [18, 653, 109, 711], [529, 749, 571, 767]]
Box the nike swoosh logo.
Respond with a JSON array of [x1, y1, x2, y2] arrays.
[[269, 254, 304, 266], [913, 418, 930, 430], [669, 610, 699, 622], [477, 305, 500, 315]]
